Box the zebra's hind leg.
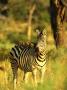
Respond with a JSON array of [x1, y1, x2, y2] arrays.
[[11, 63, 18, 90], [23, 72, 29, 84], [23, 72, 26, 81]]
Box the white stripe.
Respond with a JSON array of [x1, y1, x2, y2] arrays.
[[14, 47, 19, 57], [36, 58, 46, 67]]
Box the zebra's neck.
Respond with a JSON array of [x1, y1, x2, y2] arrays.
[[37, 50, 46, 61], [35, 50, 46, 67]]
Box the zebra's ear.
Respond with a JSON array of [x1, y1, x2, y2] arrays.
[[36, 29, 41, 35]]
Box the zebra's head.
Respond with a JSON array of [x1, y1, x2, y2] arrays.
[[36, 29, 46, 53]]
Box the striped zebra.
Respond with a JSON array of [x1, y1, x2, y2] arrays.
[[9, 29, 46, 89]]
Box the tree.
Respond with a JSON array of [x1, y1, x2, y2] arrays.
[[0, 0, 8, 16], [50, 0, 67, 47], [27, 4, 36, 41]]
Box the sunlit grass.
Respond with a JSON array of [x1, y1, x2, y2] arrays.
[[0, 48, 67, 90]]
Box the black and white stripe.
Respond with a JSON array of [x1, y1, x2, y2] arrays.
[[9, 29, 46, 88]]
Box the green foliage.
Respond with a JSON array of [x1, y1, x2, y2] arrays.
[[9, 0, 29, 20], [9, 0, 50, 23], [7, 32, 28, 43]]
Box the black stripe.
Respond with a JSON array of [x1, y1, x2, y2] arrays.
[[21, 47, 30, 71], [15, 46, 20, 54], [37, 56, 46, 62], [19, 45, 24, 50], [10, 52, 13, 56], [35, 59, 45, 67], [19, 47, 28, 67], [25, 49, 31, 71], [22, 47, 29, 67], [38, 55, 44, 59], [12, 48, 18, 58]]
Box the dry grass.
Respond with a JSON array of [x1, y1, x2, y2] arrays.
[[0, 49, 67, 90]]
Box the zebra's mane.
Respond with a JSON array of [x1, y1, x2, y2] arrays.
[[15, 41, 36, 48]]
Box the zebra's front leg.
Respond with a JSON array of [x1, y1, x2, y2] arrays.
[[32, 69, 38, 86], [40, 65, 46, 83], [23, 72, 29, 84]]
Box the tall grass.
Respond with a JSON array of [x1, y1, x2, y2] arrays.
[[0, 48, 67, 90]]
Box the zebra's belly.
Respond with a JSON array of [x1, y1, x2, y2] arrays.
[[18, 63, 32, 72]]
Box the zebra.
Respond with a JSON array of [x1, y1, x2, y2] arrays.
[[9, 29, 46, 89]]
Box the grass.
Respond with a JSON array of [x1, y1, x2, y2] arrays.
[[0, 48, 67, 90]]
